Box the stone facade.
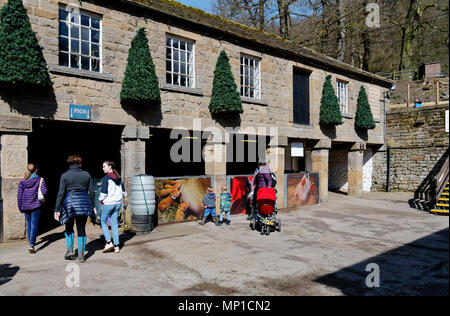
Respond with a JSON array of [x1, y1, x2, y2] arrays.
[[0, 0, 391, 241], [372, 104, 449, 192]]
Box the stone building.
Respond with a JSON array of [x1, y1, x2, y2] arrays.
[[0, 0, 392, 242]]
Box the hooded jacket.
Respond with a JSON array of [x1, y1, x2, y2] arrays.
[[99, 172, 126, 205], [17, 175, 48, 212]]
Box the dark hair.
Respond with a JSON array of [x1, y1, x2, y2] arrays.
[[24, 163, 37, 180], [67, 154, 82, 166], [103, 160, 121, 178]]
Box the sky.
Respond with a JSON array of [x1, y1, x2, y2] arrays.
[[174, 0, 213, 13]]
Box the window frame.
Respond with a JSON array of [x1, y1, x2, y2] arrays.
[[165, 35, 196, 88], [240, 54, 261, 99], [58, 7, 102, 73], [336, 79, 348, 115]]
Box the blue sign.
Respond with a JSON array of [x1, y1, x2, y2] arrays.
[[69, 104, 91, 121]]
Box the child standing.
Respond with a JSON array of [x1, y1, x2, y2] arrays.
[[199, 187, 219, 226], [218, 185, 232, 226]]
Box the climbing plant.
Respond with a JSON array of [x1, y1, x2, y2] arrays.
[[0, 0, 52, 90], [120, 28, 160, 105], [319, 75, 342, 125], [209, 50, 243, 115], [355, 85, 376, 129]]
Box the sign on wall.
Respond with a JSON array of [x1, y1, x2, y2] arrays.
[[69, 104, 91, 121], [291, 142, 304, 157]]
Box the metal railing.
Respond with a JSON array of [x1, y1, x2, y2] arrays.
[[376, 63, 449, 81]]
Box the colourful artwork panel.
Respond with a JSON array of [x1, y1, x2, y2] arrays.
[[155, 177, 211, 224], [286, 173, 320, 208], [229, 176, 253, 215]]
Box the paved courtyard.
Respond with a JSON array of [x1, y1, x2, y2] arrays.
[[0, 192, 448, 296]]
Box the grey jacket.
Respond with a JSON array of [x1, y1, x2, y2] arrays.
[[54, 165, 95, 213], [202, 193, 216, 209]]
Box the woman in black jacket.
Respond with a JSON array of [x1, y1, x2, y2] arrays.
[[54, 154, 96, 263]]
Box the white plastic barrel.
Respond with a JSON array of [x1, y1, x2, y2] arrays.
[[130, 175, 156, 216]]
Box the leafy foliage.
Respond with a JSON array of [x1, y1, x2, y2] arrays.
[[0, 0, 52, 89], [209, 50, 243, 115], [319, 75, 343, 125], [355, 86, 376, 129], [120, 28, 160, 105]]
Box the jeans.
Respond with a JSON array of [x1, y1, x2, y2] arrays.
[[24, 208, 41, 247], [100, 203, 121, 246], [219, 210, 230, 222], [202, 207, 216, 219]]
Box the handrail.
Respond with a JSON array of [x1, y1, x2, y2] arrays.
[[434, 155, 449, 206]]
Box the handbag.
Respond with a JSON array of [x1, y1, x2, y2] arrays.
[[38, 178, 45, 202]]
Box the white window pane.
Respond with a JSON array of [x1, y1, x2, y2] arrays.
[[173, 50, 179, 61], [166, 37, 172, 47], [180, 51, 186, 63], [181, 63, 186, 75], [59, 8, 69, 21], [180, 41, 186, 51], [174, 62, 179, 73]]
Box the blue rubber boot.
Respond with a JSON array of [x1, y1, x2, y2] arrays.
[[64, 232, 75, 260], [77, 237, 86, 263]]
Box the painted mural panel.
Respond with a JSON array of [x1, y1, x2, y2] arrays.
[[229, 176, 253, 215], [155, 177, 211, 224], [286, 173, 320, 208]]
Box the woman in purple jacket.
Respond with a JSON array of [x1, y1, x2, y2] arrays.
[[17, 163, 47, 253]]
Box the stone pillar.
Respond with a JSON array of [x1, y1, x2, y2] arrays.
[[267, 146, 286, 208], [121, 126, 148, 224], [311, 139, 331, 203], [1, 134, 28, 241], [204, 141, 227, 210], [348, 142, 365, 198]]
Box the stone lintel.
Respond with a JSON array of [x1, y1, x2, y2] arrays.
[[0, 116, 32, 133]]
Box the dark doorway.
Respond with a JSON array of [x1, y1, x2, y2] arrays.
[[28, 119, 123, 235], [146, 128, 206, 177], [293, 68, 311, 125], [226, 134, 270, 175]]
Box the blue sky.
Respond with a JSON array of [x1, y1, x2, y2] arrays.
[[175, 0, 213, 13]]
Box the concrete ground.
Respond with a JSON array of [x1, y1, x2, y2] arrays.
[[0, 192, 448, 296]]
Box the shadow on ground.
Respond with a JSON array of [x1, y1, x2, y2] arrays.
[[0, 264, 20, 287], [315, 228, 449, 296]]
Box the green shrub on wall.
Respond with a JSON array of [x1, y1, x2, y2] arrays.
[[355, 86, 376, 130], [209, 50, 243, 115], [319, 75, 343, 125], [120, 28, 160, 105], [0, 0, 52, 89]]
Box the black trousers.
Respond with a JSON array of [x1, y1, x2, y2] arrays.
[[65, 216, 87, 237]]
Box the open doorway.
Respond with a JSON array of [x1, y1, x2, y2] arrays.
[[28, 119, 123, 235]]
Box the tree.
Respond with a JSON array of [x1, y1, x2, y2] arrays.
[[319, 75, 342, 125], [0, 0, 52, 90], [354, 85, 375, 130], [209, 50, 243, 114], [120, 28, 160, 106]]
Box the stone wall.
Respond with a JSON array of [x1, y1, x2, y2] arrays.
[[0, 0, 388, 145], [371, 104, 449, 192]]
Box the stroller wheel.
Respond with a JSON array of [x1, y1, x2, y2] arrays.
[[276, 219, 281, 232], [260, 225, 265, 235], [265, 225, 271, 236], [249, 219, 255, 231]]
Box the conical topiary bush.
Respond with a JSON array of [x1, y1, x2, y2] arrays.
[[120, 28, 160, 106], [355, 86, 376, 130], [0, 0, 52, 90], [319, 75, 343, 126], [209, 50, 243, 115]]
